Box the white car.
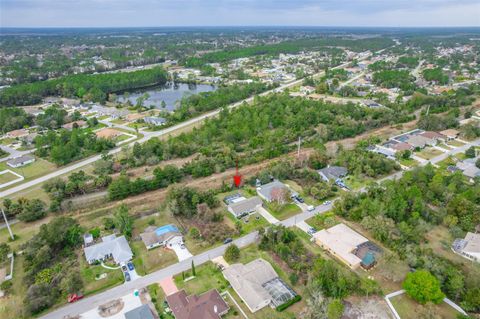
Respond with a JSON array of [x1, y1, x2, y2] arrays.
[[307, 205, 315, 211], [323, 200, 332, 205]]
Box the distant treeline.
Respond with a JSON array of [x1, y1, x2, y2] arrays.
[[0, 67, 168, 107], [183, 37, 394, 67]]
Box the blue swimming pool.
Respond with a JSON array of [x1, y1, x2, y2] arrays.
[[155, 224, 179, 236]]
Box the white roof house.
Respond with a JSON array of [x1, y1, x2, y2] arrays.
[[313, 223, 369, 269], [222, 258, 297, 313], [6, 155, 35, 168], [84, 234, 133, 265], [452, 232, 480, 263], [227, 196, 263, 218]]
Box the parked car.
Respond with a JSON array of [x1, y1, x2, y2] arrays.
[[124, 272, 131, 282], [323, 200, 332, 205], [122, 265, 127, 272], [223, 238, 233, 244], [307, 227, 317, 235], [127, 262, 134, 271], [307, 205, 315, 211], [297, 197, 305, 203], [67, 293, 84, 303]]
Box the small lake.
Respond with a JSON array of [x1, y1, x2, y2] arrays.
[[117, 82, 216, 111]]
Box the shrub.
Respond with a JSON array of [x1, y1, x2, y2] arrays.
[[403, 270, 445, 304], [276, 295, 302, 312]]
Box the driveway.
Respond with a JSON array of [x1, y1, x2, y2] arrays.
[[159, 276, 178, 296], [256, 206, 280, 224], [168, 237, 193, 261]]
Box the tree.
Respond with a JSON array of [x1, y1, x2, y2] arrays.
[[189, 227, 201, 240], [191, 260, 196, 277], [403, 270, 445, 305], [327, 299, 344, 319], [224, 244, 240, 262], [476, 158, 480, 169], [465, 146, 476, 158], [0, 243, 10, 263], [61, 272, 83, 294], [113, 204, 133, 238], [17, 199, 47, 222]]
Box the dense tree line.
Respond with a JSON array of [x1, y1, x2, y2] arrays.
[[0, 107, 34, 133], [183, 37, 394, 67], [22, 217, 84, 314], [372, 70, 416, 92], [0, 67, 168, 106], [422, 67, 449, 85], [34, 128, 115, 165], [168, 82, 272, 123], [2, 197, 47, 222], [333, 165, 480, 312]]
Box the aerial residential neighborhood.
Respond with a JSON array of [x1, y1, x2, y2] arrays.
[[0, 4, 480, 319]]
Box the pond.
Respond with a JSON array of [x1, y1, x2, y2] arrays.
[[117, 82, 216, 111]]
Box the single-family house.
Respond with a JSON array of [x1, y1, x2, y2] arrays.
[[313, 223, 378, 269], [5, 128, 29, 139], [124, 304, 155, 319], [405, 135, 434, 149], [420, 131, 446, 142], [166, 289, 229, 319], [440, 129, 460, 140], [391, 142, 414, 152], [256, 180, 289, 203], [140, 224, 183, 250], [223, 258, 297, 313], [452, 232, 480, 262], [227, 196, 263, 218], [317, 166, 348, 182], [6, 155, 35, 168], [83, 233, 94, 247], [144, 116, 167, 126], [83, 234, 133, 265], [62, 120, 87, 130], [95, 128, 122, 139]]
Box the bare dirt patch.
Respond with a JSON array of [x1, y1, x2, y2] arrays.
[[343, 296, 394, 319], [98, 299, 124, 317]]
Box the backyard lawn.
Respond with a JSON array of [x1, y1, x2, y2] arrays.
[[224, 212, 268, 236], [390, 293, 460, 319]]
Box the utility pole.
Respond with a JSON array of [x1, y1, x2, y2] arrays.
[[297, 137, 301, 158], [1, 208, 14, 240]]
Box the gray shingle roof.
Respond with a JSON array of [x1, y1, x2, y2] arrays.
[[124, 304, 155, 319], [83, 235, 133, 264], [318, 166, 348, 181]]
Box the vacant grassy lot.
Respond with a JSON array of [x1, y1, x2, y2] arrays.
[[0, 171, 20, 185], [415, 147, 444, 160], [224, 212, 268, 236], [390, 293, 460, 319], [446, 140, 466, 147]]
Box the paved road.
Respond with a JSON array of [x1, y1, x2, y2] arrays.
[[0, 145, 35, 163], [41, 232, 259, 319]]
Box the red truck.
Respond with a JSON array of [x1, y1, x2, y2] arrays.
[[67, 293, 84, 303]]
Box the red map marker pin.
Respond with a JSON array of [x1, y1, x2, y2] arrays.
[[233, 160, 242, 187]]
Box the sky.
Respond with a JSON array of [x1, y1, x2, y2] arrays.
[[1, 0, 479, 28]]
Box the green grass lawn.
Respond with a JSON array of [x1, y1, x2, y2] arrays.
[[390, 293, 460, 319], [131, 241, 178, 276], [0, 137, 16, 145], [0, 171, 20, 184], [79, 256, 124, 296], [267, 203, 301, 220], [0, 157, 56, 183], [224, 212, 268, 236], [110, 119, 127, 125], [399, 157, 419, 168], [147, 283, 174, 318], [437, 143, 453, 150], [305, 211, 339, 231], [446, 140, 466, 147], [415, 148, 443, 160]]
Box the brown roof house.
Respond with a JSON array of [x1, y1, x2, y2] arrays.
[[420, 131, 446, 142], [166, 289, 229, 319], [440, 129, 460, 140], [391, 142, 414, 152], [5, 128, 29, 138], [62, 120, 87, 130], [95, 128, 122, 139]]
